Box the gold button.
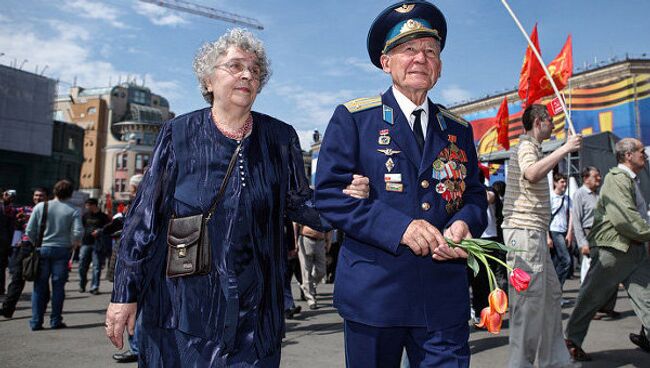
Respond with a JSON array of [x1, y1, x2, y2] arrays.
[[421, 180, 430, 189], [421, 202, 430, 211]]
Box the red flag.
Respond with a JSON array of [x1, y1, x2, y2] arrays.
[[533, 35, 573, 103], [526, 34, 574, 106], [496, 96, 510, 150], [518, 24, 545, 106]]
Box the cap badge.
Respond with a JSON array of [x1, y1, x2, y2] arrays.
[[402, 19, 423, 33], [395, 4, 415, 13]]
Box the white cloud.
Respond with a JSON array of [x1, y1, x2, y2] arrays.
[[47, 20, 90, 41], [344, 57, 377, 74], [440, 84, 472, 105], [133, 2, 188, 27], [321, 57, 378, 77], [63, 0, 128, 29], [0, 20, 180, 103], [267, 82, 382, 147]]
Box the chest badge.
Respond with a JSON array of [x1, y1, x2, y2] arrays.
[[377, 148, 401, 156], [385, 158, 395, 172], [378, 135, 391, 145], [383, 105, 394, 125]]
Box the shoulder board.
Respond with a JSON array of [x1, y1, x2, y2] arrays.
[[437, 106, 469, 127], [343, 96, 382, 113]]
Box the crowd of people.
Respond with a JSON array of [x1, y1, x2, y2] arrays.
[[2, 1, 650, 367]]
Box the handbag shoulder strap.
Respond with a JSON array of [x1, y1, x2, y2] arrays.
[[206, 142, 242, 220], [35, 201, 48, 248]]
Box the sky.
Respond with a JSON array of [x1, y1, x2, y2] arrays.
[[2, 0, 649, 148]]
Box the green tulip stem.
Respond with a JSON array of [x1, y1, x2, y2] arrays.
[[482, 253, 514, 273]]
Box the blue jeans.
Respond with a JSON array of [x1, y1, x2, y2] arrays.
[[78, 244, 105, 291], [31, 246, 71, 329], [550, 231, 571, 289]]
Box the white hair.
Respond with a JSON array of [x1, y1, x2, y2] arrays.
[[192, 28, 271, 104]]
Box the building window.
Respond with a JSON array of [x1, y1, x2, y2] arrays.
[[115, 153, 128, 170], [87, 107, 97, 115], [114, 179, 126, 193], [131, 89, 148, 104], [135, 153, 150, 173]]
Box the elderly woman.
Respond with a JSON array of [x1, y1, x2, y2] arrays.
[[105, 28, 368, 366]]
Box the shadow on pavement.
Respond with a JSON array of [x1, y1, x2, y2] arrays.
[[469, 335, 509, 354], [581, 348, 650, 367]]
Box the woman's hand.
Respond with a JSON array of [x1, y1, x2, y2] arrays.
[[105, 302, 137, 349], [342, 174, 370, 199]]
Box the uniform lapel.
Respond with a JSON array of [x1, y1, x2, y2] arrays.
[[419, 101, 447, 176], [382, 89, 422, 169]]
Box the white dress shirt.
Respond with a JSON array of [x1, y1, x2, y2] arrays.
[[392, 86, 429, 134]]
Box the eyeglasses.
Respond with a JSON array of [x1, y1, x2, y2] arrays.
[[216, 59, 262, 80]]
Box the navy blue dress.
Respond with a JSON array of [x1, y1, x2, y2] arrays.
[[111, 108, 326, 367]]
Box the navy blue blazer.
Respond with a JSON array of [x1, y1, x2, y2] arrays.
[[314, 88, 487, 331], [111, 108, 325, 356]]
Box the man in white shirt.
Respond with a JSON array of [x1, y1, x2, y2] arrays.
[[549, 173, 573, 297]]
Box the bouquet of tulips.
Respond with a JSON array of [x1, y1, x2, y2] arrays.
[[447, 238, 531, 334]]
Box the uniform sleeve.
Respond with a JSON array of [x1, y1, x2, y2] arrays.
[[314, 105, 413, 255], [111, 122, 177, 303], [601, 174, 650, 242], [285, 125, 331, 232], [445, 124, 488, 236]]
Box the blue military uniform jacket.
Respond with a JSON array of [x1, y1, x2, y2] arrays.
[[315, 87, 487, 331]]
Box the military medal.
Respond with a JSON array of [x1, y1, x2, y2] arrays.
[[435, 182, 446, 194], [384, 173, 402, 182], [432, 159, 444, 171], [378, 135, 391, 145], [385, 158, 395, 172], [385, 182, 404, 192], [459, 164, 467, 179]]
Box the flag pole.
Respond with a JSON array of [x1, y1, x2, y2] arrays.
[[500, 0, 576, 135]]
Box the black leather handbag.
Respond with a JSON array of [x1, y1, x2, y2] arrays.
[[166, 143, 241, 278], [23, 201, 48, 281]]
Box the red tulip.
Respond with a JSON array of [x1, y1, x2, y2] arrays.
[[475, 307, 503, 334], [510, 268, 530, 292], [488, 288, 508, 314]]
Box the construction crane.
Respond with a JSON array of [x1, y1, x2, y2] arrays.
[[139, 0, 264, 30]]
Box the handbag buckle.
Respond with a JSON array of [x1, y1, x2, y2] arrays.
[[176, 243, 187, 258]]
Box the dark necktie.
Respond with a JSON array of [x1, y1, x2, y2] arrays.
[[412, 109, 424, 152]]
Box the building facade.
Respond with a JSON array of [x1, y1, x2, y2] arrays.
[[450, 58, 650, 161], [0, 65, 85, 204], [54, 82, 174, 205]]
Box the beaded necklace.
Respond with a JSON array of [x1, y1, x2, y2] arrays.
[[213, 112, 253, 141]]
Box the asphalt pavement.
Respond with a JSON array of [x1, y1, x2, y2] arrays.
[[0, 266, 648, 367]]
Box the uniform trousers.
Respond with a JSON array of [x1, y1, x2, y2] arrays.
[[343, 320, 469, 368], [504, 228, 571, 368], [297, 235, 326, 306], [565, 245, 650, 346]]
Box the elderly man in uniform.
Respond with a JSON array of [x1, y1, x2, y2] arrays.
[[315, 1, 487, 367]]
